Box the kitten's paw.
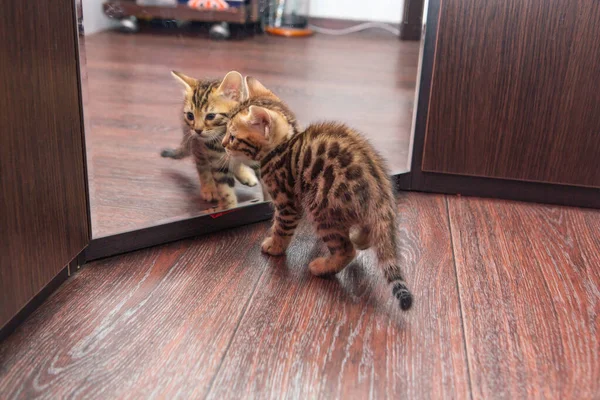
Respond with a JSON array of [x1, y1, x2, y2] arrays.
[[162, 147, 188, 159], [261, 237, 286, 256], [234, 163, 259, 187], [161, 148, 176, 158], [218, 198, 237, 210], [200, 185, 219, 202], [309, 257, 336, 277], [236, 170, 258, 187]]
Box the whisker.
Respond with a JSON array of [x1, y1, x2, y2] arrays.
[[215, 153, 230, 170], [182, 131, 195, 149]]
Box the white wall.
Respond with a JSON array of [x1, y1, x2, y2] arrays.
[[82, 0, 119, 35], [309, 0, 404, 24]]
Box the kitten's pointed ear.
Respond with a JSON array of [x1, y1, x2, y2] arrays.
[[248, 105, 272, 138], [245, 76, 279, 100], [171, 71, 197, 90], [217, 71, 244, 101]]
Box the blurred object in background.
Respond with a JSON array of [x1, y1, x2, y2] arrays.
[[266, 0, 312, 37], [102, 0, 259, 38], [136, 0, 177, 5]]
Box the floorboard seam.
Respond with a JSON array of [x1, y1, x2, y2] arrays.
[[444, 196, 474, 400], [203, 257, 269, 399]]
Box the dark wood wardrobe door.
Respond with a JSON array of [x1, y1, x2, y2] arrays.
[[0, 1, 90, 327], [422, 0, 600, 188]]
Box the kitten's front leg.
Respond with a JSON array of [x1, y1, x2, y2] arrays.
[[252, 164, 272, 202], [211, 165, 238, 210], [161, 130, 191, 159], [261, 202, 301, 256], [161, 146, 189, 160], [195, 155, 220, 202]]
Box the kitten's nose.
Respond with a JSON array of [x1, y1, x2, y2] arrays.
[[194, 129, 203, 135]]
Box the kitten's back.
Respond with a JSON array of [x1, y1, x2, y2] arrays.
[[292, 122, 412, 309]]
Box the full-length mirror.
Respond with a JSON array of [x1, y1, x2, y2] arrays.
[[77, 0, 422, 240]]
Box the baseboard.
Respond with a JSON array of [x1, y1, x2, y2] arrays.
[[83, 201, 274, 262], [308, 16, 400, 31], [0, 259, 77, 342], [404, 171, 600, 210]]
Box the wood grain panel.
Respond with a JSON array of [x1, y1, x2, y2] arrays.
[[0, 0, 89, 327], [0, 224, 270, 398], [423, 0, 600, 187], [207, 193, 469, 399], [3, 192, 600, 397], [84, 31, 419, 237], [448, 197, 600, 399]]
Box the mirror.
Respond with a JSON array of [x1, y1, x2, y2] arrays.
[[76, 0, 422, 240]]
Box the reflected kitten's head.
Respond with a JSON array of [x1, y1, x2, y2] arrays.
[[223, 77, 299, 162], [171, 70, 244, 141]]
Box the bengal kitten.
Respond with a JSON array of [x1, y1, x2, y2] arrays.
[[161, 70, 258, 209], [222, 77, 413, 310]]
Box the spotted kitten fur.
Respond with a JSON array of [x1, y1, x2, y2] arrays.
[[161, 71, 258, 209], [222, 77, 413, 310]]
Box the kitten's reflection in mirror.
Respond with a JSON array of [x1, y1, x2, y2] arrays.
[[160, 70, 260, 210]]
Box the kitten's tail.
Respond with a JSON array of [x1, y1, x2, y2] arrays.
[[371, 217, 413, 311]]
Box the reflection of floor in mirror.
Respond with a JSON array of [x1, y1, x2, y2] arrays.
[[2, 193, 599, 398], [84, 30, 420, 237]]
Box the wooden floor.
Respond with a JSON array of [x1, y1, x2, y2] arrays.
[[84, 29, 419, 238], [1, 193, 599, 399]]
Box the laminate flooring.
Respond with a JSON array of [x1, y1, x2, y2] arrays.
[[1, 193, 598, 399]]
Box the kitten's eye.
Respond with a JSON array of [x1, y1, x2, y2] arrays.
[[229, 135, 235, 143], [186, 112, 194, 121], [205, 113, 216, 121]]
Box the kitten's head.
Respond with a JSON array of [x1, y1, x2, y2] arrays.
[[223, 77, 297, 162], [171, 70, 244, 141]]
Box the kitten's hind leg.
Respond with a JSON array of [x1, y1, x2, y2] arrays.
[[350, 225, 371, 250], [232, 160, 258, 187], [309, 227, 356, 277]]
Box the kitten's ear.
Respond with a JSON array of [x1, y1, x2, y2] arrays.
[[247, 105, 272, 138], [217, 71, 244, 101], [245, 76, 279, 100], [171, 71, 197, 90]]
